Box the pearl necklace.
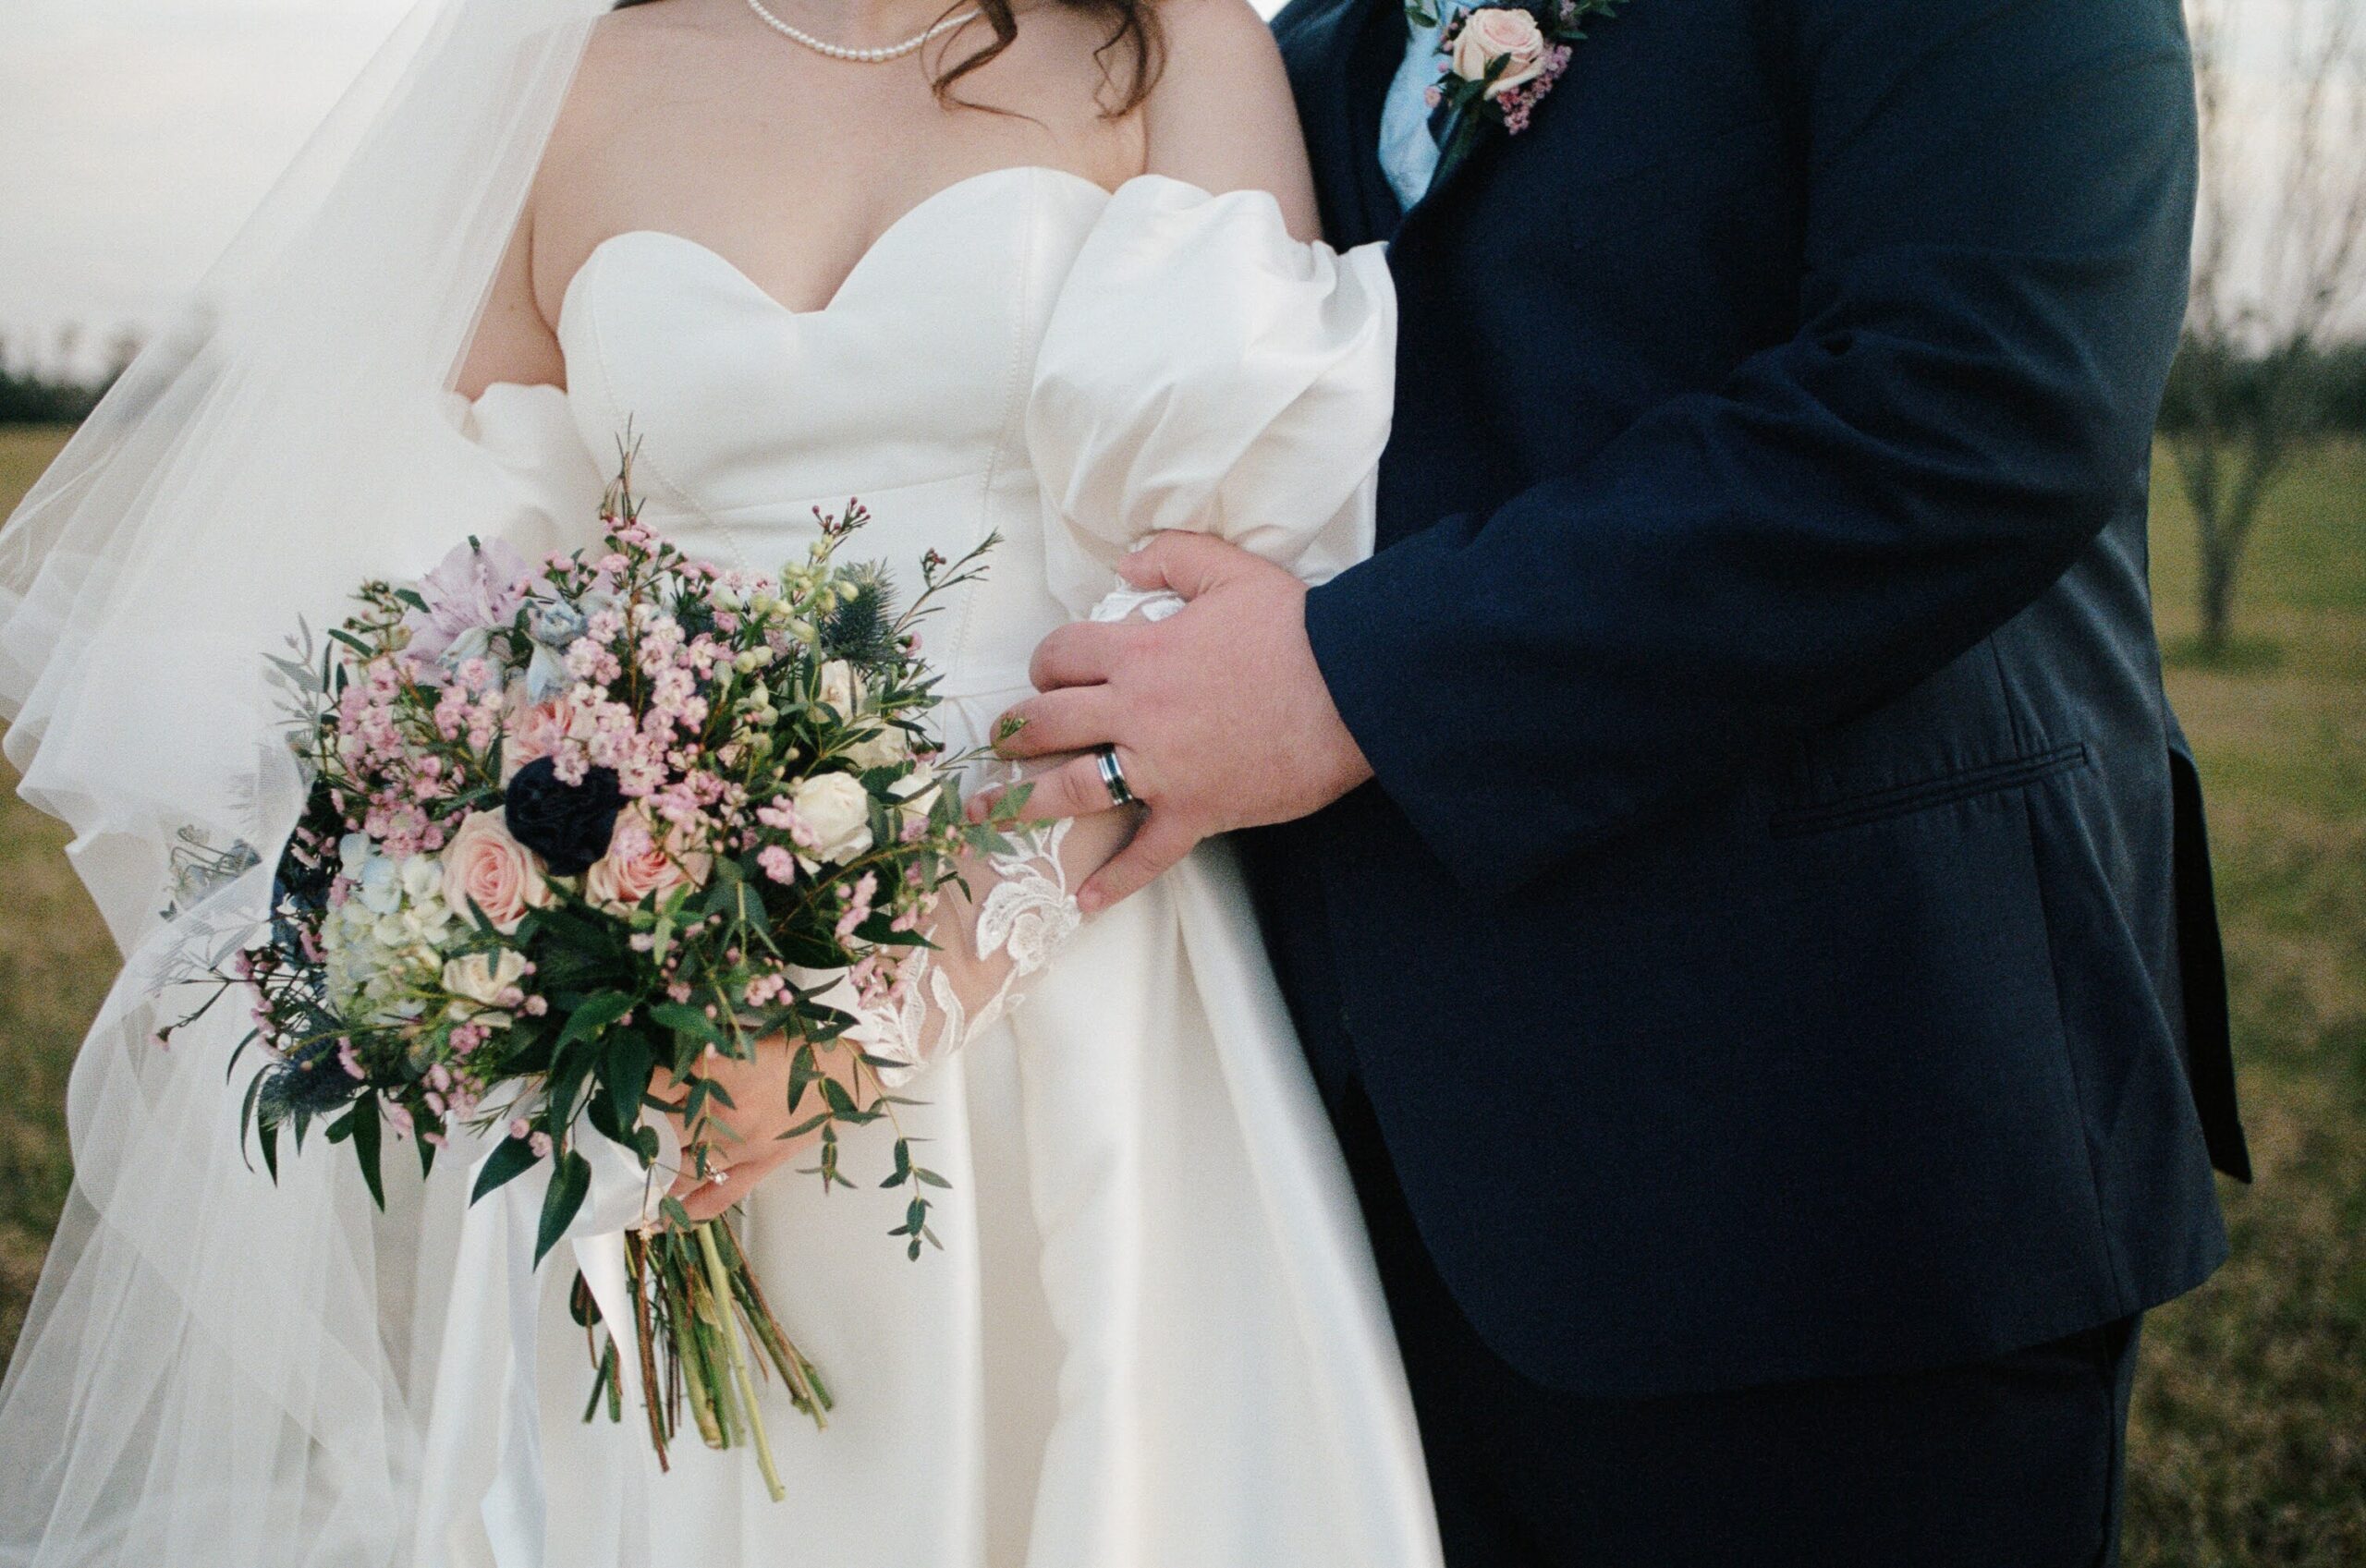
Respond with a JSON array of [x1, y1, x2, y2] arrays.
[[744, 0, 982, 63]]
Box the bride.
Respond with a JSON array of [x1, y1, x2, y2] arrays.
[[0, 0, 1441, 1564]]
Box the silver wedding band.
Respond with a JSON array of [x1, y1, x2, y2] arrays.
[[1095, 745, 1140, 808]]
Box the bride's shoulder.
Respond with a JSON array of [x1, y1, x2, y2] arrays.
[[1144, 0, 1292, 97], [1138, 0, 1320, 239], [563, 0, 733, 128]]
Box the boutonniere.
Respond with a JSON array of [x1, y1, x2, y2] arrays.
[[1411, 0, 1630, 185]]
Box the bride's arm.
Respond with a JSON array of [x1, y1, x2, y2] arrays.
[[665, 775, 1137, 1222], [457, 211, 564, 398], [1140, 0, 1323, 241]]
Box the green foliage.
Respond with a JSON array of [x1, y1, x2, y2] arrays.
[[818, 563, 901, 666]]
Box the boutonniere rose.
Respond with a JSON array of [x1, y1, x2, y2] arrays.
[[1450, 7, 1550, 99], [1417, 0, 1635, 183]]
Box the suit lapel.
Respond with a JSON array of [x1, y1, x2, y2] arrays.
[[1406, 105, 1494, 228]]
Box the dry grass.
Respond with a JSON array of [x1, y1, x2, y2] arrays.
[[2129, 441, 2366, 1567], [0, 429, 2359, 1560], [0, 427, 108, 1355]]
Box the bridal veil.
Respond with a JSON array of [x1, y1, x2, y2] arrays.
[[0, 4, 614, 1560]]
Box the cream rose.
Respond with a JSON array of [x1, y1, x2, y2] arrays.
[[584, 805, 713, 913], [815, 660, 860, 718], [790, 772, 875, 867], [845, 720, 911, 772], [444, 948, 530, 1014], [439, 809, 549, 931], [1451, 7, 1547, 99], [888, 765, 941, 830]]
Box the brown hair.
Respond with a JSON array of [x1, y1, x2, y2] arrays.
[[614, 0, 1165, 115]]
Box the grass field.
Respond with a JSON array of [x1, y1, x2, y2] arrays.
[[0, 424, 2360, 1561]]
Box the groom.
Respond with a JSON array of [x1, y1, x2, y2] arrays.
[[997, 0, 2249, 1560]]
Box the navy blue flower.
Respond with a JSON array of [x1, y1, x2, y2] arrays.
[[503, 758, 624, 877]]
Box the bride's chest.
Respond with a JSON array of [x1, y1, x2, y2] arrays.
[[553, 169, 1104, 546]]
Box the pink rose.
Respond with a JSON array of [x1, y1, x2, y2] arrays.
[[502, 691, 592, 783], [584, 805, 713, 914], [1451, 7, 1548, 99], [440, 809, 550, 932]]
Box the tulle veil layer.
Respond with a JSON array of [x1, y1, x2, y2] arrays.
[[0, 3, 607, 1561]]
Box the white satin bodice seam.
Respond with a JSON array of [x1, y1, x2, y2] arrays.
[[561, 238, 712, 546]]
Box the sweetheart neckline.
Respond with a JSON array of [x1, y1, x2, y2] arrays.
[[557, 164, 1117, 334]]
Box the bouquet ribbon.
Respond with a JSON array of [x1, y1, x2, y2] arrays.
[[470, 1128, 670, 1566]]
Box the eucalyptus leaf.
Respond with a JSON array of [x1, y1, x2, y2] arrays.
[[535, 1149, 592, 1265], [470, 1134, 542, 1204]]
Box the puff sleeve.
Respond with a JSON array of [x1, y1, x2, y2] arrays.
[[1027, 176, 1396, 623]]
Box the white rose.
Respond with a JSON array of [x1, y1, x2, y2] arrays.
[[1451, 6, 1548, 99], [845, 721, 911, 772], [789, 772, 875, 867], [444, 948, 530, 1011], [815, 660, 860, 717], [888, 765, 941, 827]]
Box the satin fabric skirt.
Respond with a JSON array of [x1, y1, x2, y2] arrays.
[[431, 841, 1441, 1568]]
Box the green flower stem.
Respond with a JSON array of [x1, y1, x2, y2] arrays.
[[716, 1218, 831, 1427], [666, 1255, 725, 1450], [626, 1235, 674, 1469], [699, 1221, 786, 1502]]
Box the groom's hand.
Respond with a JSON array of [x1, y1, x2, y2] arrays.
[[989, 533, 1372, 911]]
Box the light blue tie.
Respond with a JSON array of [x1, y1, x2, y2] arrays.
[[1379, 5, 1459, 210]]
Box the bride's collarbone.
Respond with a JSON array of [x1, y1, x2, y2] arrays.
[[534, 4, 1145, 317], [540, 162, 1117, 322]]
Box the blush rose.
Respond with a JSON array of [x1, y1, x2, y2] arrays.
[[1452, 7, 1548, 99], [585, 805, 713, 913], [439, 809, 551, 932]]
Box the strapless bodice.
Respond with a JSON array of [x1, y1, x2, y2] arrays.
[[479, 167, 1396, 728]]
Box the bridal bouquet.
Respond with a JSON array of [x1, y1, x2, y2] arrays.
[[163, 456, 1021, 1499]]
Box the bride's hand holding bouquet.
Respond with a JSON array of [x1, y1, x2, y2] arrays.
[[164, 454, 1036, 1498]]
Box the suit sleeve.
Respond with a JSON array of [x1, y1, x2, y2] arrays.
[[1304, 0, 2198, 899]]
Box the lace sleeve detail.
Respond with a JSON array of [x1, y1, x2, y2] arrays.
[[848, 818, 1085, 1085]]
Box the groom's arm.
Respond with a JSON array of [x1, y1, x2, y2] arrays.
[[1305, 0, 2196, 897]]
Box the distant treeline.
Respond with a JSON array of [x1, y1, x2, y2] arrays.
[[2156, 338, 2366, 435], [0, 327, 140, 425], [0, 363, 113, 424], [7, 329, 2366, 432]]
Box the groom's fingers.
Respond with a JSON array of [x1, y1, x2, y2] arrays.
[[985, 748, 1144, 823], [1029, 620, 1138, 693], [1114, 530, 1253, 601], [1077, 810, 1200, 913], [991, 686, 1115, 760]]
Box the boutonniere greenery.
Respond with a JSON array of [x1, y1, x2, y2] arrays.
[[1410, 0, 1631, 182]]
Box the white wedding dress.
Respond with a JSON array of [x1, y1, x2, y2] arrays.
[[408, 168, 1440, 1568]]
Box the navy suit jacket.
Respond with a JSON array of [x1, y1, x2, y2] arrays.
[[1255, 0, 2249, 1397]]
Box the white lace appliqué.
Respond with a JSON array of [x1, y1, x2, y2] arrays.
[[853, 818, 1082, 1085]]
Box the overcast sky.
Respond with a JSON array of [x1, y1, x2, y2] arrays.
[[0, 0, 2336, 377], [2, 0, 417, 373]]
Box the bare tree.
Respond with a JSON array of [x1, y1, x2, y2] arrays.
[[2175, 0, 2366, 657]]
